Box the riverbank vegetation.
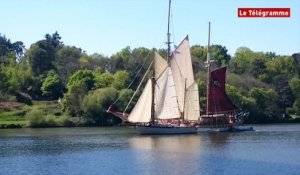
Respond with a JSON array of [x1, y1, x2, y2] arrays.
[[0, 32, 299, 128]]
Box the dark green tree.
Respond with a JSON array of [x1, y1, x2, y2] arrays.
[[27, 32, 63, 75], [273, 74, 294, 108], [0, 34, 25, 62], [54, 46, 82, 84]]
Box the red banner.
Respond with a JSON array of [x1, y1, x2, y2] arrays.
[[238, 8, 290, 18]]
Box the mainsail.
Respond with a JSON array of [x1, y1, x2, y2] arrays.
[[207, 67, 237, 114], [154, 67, 181, 119], [170, 36, 196, 114]]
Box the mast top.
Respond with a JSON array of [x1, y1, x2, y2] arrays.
[[207, 22, 211, 64], [166, 0, 172, 63]]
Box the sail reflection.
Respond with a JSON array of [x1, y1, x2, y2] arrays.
[[128, 135, 202, 175]]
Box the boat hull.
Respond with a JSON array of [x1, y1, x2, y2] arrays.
[[196, 125, 255, 132], [136, 125, 197, 135], [217, 125, 255, 132]]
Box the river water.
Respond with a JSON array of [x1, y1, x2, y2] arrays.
[[0, 124, 300, 175]]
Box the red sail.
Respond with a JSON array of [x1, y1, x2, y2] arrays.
[[207, 67, 237, 114]]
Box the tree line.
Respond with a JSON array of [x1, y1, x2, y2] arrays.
[[0, 32, 299, 126]]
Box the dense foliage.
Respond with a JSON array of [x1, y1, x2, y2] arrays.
[[0, 32, 299, 126]]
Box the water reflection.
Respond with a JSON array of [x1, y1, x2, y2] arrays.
[[129, 135, 202, 152], [1, 126, 300, 175], [207, 132, 231, 147], [128, 135, 202, 175]]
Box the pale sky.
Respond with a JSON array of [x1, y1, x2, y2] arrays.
[[1, 0, 299, 56]]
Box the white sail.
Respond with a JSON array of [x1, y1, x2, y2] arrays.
[[154, 52, 168, 78], [170, 37, 195, 112], [128, 79, 152, 123], [155, 67, 181, 119], [184, 82, 200, 121]]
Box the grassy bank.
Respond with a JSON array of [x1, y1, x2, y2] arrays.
[[0, 101, 87, 128], [0, 103, 29, 128]]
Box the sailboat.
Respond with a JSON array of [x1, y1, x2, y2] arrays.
[[107, 0, 252, 134], [198, 22, 250, 132], [108, 35, 199, 134], [107, 0, 199, 134]]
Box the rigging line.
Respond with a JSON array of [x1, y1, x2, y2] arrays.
[[123, 58, 154, 114], [111, 50, 153, 105], [170, 3, 176, 50], [111, 64, 144, 105]]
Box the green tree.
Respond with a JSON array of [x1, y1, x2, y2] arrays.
[[62, 69, 95, 116], [0, 64, 9, 99], [191, 44, 231, 66], [110, 46, 130, 72], [41, 70, 63, 100], [115, 89, 134, 111], [62, 84, 88, 117], [67, 69, 95, 91], [292, 53, 300, 76], [54, 46, 82, 84], [82, 87, 119, 125], [288, 78, 300, 115], [27, 32, 63, 75], [0, 34, 25, 62], [94, 73, 114, 89], [229, 47, 253, 74], [265, 56, 296, 82], [226, 85, 244, 108], [291, 99, 300, 115], [110, 47, 152, 89], [113, 71, 129, 90], [273, 75, 294, 108], [289, 78, 300, 98], [27, 44, 52, 75], [249, 87, 279, 116]]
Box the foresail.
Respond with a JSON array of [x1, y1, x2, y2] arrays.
[[128, 79, 152, 123], [170, 36, 195, 112], [154, 52, 168, 78], [155, 67, 181, 119], [184, 82, 200, 121]]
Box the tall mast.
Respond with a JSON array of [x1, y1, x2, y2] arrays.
[[166, 0, 172, 63], [150, 77, 155, 125], [206, 22, 211, 115]]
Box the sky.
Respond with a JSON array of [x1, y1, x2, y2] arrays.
[[1, 0, 299, 57]]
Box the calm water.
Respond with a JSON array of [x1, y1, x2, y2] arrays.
[[0, 125, 300, 175]]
